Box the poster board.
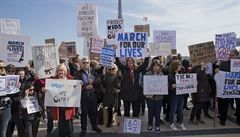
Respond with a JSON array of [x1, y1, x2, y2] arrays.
[[176, 74, 197, 95], [153, 30, 176, 49], [134, 24, 150, 36], [143, 75, 168, 95], [0, 18, 21, 35], [106, 19, 124, 44], [149, 42, 171, 56]]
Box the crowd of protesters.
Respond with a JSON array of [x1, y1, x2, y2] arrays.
[[0, 48, 240, 137]]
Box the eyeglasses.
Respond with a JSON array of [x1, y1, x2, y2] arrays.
[[28, 88, 34, 91], [0, 67, 5, 69], [7, 70, 15, 73], [83, 62, 89, 64]]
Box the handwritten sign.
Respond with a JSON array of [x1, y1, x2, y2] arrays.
[[215, 32, 236, 60], [99, 48, 115, 67], [123, 118, 141, 134], [77, 3, 98, 37], [26, 96, 40, 114], [0, 18, 21, 35], [149, 42, 171, 56], [215, 71, 240, 98], [134, 24, 150, 36], [91, 36, 105, 53], [0, 34, 30, 67], [231, 59, 240, 72], [116, 32, 148, 58], [176, 74, 197, 95], [44, 79, 81, 107], [32, 45, 59, 79], [143, 75, 168, 95], [106, 19, 124, 44], [153, 30, 176, 49], [188, 41, 216, 66]]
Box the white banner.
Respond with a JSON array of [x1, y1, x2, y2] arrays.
[[0, 34, 30, 67], [32, 45, 59, 79], [149, 42, 171, 56], [0, 18, 21, 35], [26, 96, 40, 114], [116, 32, 148, 58], [215, 71, 240, 98], [106, 19, 124, 44], [176, 74, 197, 95], [77, 3, 98, 37], [143, 75, 168, 95], [44, 79, 81, 107], [123, 118, 141, 134], [153, 30, 176, 49], [91, 36, 105, 53], [231, 59, 240, 72]]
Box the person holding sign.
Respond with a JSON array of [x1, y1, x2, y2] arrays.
[[145, 61, 164, 133], [168, 60, 186, 131]]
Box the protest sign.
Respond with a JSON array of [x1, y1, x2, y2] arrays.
[[215, 32, 236, 60], [176, 74, 197, 95], [153, 30, 176, 49], [44, 79, 81, 107], [65, 41, 77, 58], [122, 118, 141, 134], [149, 42, 171, 56], [26, 96, 40, 114], [77, 3, 98, 37], [45, 38, 55, 45], [188, 41, 216, 66], [143, 75, 168, 95], [99, 48, 115, 67], [134, 24, 150, 36], [106, 19, 124, 44], [6, 75, 20, 94], [0, 34, 30, 67], [32, 45, 59, 79], [205, 63, 213, 74], [215, 71, 240, 98], [231, 59, 240, 72], [0, 18, 21, 35], [0, 76, 6, 96], [115, 32, 148, 58], [236, 38, 240, 47], [91, 36, 105, 53]]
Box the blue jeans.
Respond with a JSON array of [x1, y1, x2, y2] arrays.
[[169, 95, 184, 124], [146, 99, 163, 127], [0, 107, 11, 137], [46, 107, 53, 134]]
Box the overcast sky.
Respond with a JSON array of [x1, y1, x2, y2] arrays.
[[1, 0, 239, 56]]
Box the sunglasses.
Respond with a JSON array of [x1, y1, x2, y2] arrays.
[[83, 62, 89, 64], [109, 68, 115, 71], [0, 67, 5, 69], [28, 88, 34, 91], [7, 70, 15, 73]]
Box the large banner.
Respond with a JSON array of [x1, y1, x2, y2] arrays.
[[77, 3, 98, 37], [215, 32, 236, 60], [115, 32, 148, 58], [0, 34, 30, 67], [153, 30, 176, 49], [188, 41, 216, 67], [231, 59, 240, 72], [0, 18, 21, 35], [122, 118, 141, 134], [149, 42, 171, 56], [44, 79, 81, 107], [176, 74, 197, 95], [0, 75, 20, 96], [106, 19, 124, 44], [215, 71, 240, 98], [91, 36, 105, 53], [143, 75, 168, 95], [32, 45, 59, 79], [99, 48, 115, 67], [134, 24, 150, 36]]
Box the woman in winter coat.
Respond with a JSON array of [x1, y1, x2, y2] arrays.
[[102, 64, 122, 128]]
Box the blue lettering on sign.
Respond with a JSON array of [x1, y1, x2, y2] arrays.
[[120, 48, 142, 58], [225, 72, 240, 79], [51, 83, 64, 88], [117, 32, 147, 42]]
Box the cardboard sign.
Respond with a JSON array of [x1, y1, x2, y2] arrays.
[[106, 19, 124, 44], [149, 42, 171, 56], [143, 75, 168, 95], [153, 30, 176, 49], [77, 3, 98, 37], [65, 41, 77, 58], [215, 32, 236, 60], [231, 59, 240, 72], [91, 37, 105, 53], [0, 18, 21, 35], [215, 71, 240, 98], [0, 34, 30, 67], [99, 48, 115, 67], [122, 118, 141, 134], [44, 79, 81, 107], [45, 38, 55, 45], [134, 24, 150, 36], [116, 32, 148, 58], [26, 96, 40, 114], [176, 74, 197, 95], [188, 41, 216, 67], [32, 45, 59, 79]]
